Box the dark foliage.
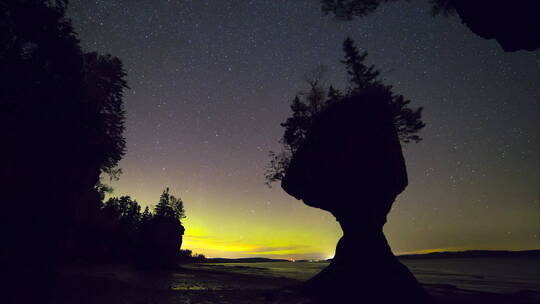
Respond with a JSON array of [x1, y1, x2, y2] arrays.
[[320, 0, 456, 19], [179, 249, 207, 263], [429, 0, 456, 16], [320, 0, 540, 52], [154, 187, 186, 221], [0, 0, 127, 267], [319, 0, 462, 19], [0, 1, 197, 277], [321, 0, 400, 19], [265, 37, 424, 185], [96, 189, 188, 267], [81, 52, 128, 172], [143, 188, 186, 265], [100, 196, 142, 259]]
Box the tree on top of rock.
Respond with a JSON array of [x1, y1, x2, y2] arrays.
[[154, 187, 186, 222], [265, 37, 425, 186]]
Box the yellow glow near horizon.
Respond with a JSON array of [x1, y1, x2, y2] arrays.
[[69, 0, 540, 263], [106, 164, 540, 260], [105, 184, 342, 260], [180, 213, 339, 259]]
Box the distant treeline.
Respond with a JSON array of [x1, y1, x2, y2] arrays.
[[398, 250, 540, 259]]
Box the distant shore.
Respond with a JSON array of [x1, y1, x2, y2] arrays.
[[398, 249, 540, 260], [199, 249, 540, 263]]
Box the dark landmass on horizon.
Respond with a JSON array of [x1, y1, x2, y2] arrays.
[[201, 250, 540, 263], [398, 249, 540, 259], [202, 257, 289, 263]]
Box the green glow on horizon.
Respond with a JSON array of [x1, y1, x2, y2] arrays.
[[70, 0, 540, 262], [181, 216, 339, 259], [105, 152, 539, 260]]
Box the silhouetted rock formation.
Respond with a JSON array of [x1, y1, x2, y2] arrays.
[[282, 94, 428, 302], [451, 0, 540, 52], [321, 0, 540, 52]]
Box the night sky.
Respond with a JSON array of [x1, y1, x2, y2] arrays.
[[67, 0, 539, 259]]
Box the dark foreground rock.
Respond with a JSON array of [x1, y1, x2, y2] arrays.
[[281, 95, 427, 302]]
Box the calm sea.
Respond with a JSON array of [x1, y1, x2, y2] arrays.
[[207, 257, 540, 294]]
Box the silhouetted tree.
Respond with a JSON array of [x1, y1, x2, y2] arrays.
[[125, 188, 187, 267], [0, 0, 128, 267], [193, 253, 206, 262], [266, 37, 424, 185], [178, 249, 207, 263], [150, 188, 186, 265], [100, 196, 142, 258], [179, 249, 194, 259], [320, 0, 540, 51], [326, 85, 343, 105], [321, 0, 403, 19], [341, 37, 379, 91], [265, 66, 331, 185], [135, 206, 155, 264], [102, 196, 141, 229], [94, 189, 188, 266], [140, 206, 153, 224], [155, 187, 186, 221], [81, 52, 127, 172], [341, 38, 424, 143]]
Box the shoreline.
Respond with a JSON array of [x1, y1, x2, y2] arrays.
[[8, 262, 540, 303]]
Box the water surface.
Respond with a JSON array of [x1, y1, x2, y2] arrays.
[[195, 257, 540, 294]]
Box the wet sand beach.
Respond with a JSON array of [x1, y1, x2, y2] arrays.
[[10, 262, 539, 304]]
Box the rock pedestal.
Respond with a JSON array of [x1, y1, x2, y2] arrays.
[[302, 197, 427, 302], [281, 96, 429, 302]]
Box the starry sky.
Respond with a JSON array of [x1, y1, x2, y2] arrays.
[[67, 0, 539, 259]]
